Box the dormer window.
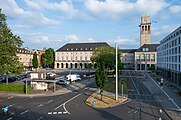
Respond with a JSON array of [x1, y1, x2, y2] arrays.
[[67, 48, 69, 51], [142, 48, 149, 51], [90, 48, 92, 50], [80, 48, 82, 50], [76, 48, 78, 50]]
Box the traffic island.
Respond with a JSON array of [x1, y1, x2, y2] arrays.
[[85, 92, 127, 108]]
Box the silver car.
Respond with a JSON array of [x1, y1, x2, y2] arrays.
[[57, 79, 70, 85]]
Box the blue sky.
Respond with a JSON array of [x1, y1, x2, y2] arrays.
[[0, 0, 181, 50]]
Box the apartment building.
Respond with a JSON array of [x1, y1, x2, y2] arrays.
[[17, 48, 33, 70], [54, 42, 108, 69], [157, 26, 181, 86]]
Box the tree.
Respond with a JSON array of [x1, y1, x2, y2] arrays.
[[41, 53, 46, 68], [41, 48, 55, 68], [91, 46, 116, 70], [0, 9, 23, 84], [32, 52, 38, 69], [45, 48, 55, 68], [95, 68, 107, 100]]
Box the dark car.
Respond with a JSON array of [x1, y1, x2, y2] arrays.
[[3, 77, 16, 83]]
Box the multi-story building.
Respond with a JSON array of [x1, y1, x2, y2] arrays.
[[54, 42, 108, 69], [135, 44, 159, 70], [157, 26, 181, 86], [120, 49, 136, 69], [139, 15, 151, 46], [16, 48, 33, 70], [37, 48, 46, 67]]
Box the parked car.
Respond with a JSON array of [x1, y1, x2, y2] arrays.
[[55, 76, 65, 80], [46, 72, 56, 77], [57, 79, 70, 85], [66, 74, 81, 82], [2, 77, 16, 83]]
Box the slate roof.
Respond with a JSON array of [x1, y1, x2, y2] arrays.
[[56, 42, 109, 52], [136, 44, 159, 52], [120, 49, 137, 53], [17, 48, 32, 54]]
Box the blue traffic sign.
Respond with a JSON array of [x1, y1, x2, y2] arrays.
[[4, 106, 8, 113], [92, 100, 96, 105]]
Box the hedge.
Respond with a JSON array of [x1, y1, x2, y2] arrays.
[[0, 84, 31, 94]]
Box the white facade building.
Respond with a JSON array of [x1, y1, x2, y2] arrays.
[[157, 26, 181, 86], [54, 42, 108, 69]]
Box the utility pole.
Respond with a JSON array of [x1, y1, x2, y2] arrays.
[[115, 43, 118, 101]]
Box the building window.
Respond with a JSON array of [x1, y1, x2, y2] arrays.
[[142, 48, 149, 51], [62, 57, 64, 60], [80, 57, 82, 60], [85, 57, 87, 61]]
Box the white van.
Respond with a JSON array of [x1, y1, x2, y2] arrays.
[[66, 74, 81, 82]]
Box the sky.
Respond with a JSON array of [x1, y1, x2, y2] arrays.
[[0, 0, 181, 50]]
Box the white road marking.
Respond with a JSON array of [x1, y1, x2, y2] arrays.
[[17, 106, 22, 108], [63, 103, 70, 114], [48, 112, 52, 115], [52, 93, 81, 115], [53, 112, 57, 114], [47, 100, 53, 103], [58, 112, 62, 114], [134, 110, 138, 113], [38, 104, 43, 107], [54, 93, 81, 110], [37, 116, 43, 120], [20, 110, 29, 114], [7, 117, 12, 120]]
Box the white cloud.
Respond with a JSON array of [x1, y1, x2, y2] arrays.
[[115, 37, 138, 46], [24, 0, 79, 18], [84, 0, 169, 19], [24, 0, 41, 10], [65, 34, 80, 42], [0, 0, 58, 25], [169, 5, 181, 13]]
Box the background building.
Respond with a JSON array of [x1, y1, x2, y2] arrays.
[[54, 42, 108, 69], [120, 49, 136, 69], [37, 48, 46, 67], [135, 44, 159, 70], [17, 48, 33, 71], [157, 26, 181, 86]]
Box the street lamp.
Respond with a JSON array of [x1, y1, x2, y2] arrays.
[[115, 43, 118, 100]]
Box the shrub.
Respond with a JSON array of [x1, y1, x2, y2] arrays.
[[0, 84, 31, 93]]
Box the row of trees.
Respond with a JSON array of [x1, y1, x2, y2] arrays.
[[32, 48, 55, 69], [0, 9, 24, 84], [91, 46, 124, 99]]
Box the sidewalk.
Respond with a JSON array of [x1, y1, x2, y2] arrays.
[[0, 77, 95, 97], [143, 73, 181, 120]]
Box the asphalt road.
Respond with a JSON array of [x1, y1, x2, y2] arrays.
[[0, 70, 173, 120], [125, 70, 171, 120]]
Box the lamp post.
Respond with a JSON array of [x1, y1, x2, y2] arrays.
[[115, 43, 118, 101]]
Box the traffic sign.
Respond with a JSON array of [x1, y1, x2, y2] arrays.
[[92, 100, 96, 105], [3, 106, 8, 113]]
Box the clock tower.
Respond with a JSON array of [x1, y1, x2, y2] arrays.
[[139, 15, 151, 46]]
